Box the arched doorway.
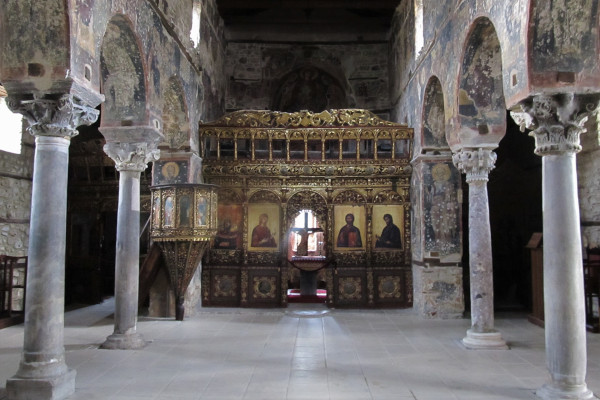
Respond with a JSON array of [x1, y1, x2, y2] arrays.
[[286, 192, 329, 303]]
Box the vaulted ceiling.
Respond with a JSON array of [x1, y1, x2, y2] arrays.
[[216, 0, 401, 42]]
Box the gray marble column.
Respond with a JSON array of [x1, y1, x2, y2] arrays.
[[512, 94, 599, 400], [453, 148, 508, 349], [5, 95, 98, 400], [101, 141, 159, 349]]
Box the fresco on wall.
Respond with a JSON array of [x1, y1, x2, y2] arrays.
[[424, 162, 460, 255], [422, 77, 447, 148], [372, 205, 404, 251], [334, 205, 366, 251], [411, 170, 423, 261], [100, 17, 147, 124], [214, 204, 242, 250], [248, 203, 280, 251], [272, 66, 347, 112], [154, 160, 188, 185]]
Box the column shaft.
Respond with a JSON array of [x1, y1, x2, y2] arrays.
[[453, 148, 507, 349], [115, 170, 141, 334], [510, 93, 599, 399], [100, 136, 160, 349], [101, 170, 146, 349], [7, 137, 76, 398], [468, 180, 494, 332], [537, 153, 591, 399]]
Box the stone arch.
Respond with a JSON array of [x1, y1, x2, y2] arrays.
[[100, 15, 147, 127], [422, 76, 447, 149], [271, 65, 349, 112], [455, 17, 506, 147], [162, 76, 190, 149]]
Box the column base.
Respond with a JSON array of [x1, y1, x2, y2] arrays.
[[537, 382, 594, 400], [6, 368, 76, 400], [100, 332, 146, 350], [462, 329, 509, 350]]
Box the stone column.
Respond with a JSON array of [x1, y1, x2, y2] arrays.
[[511, 93, 599, 400], [453, 148, 508, 349], [101, 141, 159, 350], [5, 94, 98, 400]]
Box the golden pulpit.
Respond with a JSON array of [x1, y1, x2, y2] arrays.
[[150, 184, 217, 320]]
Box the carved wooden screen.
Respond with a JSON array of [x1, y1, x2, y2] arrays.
[[200, 109, 413, 308]]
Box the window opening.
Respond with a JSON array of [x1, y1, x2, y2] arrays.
[[0, 95, 23, 154]]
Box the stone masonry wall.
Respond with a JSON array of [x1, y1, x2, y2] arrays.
[[0, 133, 33, 257]]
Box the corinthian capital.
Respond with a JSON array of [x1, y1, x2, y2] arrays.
[[104, 142, 160, 172], [510, 93, 600, 156], [6, 94, 99, 139], [452, 148, 497, 183]]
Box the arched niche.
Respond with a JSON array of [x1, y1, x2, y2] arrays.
[[422, 76, 448, 149], [286, 191, 328, 256], [271, 65, 348, 112], [100, 15, 147, 126], [456, 17, 506, 146], [162, 76, 190, 149], [286, 191, 328, 231]]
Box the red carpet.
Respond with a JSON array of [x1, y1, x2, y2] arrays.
[[287, 289, 327, 303]]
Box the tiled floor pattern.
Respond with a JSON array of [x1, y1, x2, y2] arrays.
[[0, 299, 599, 399]]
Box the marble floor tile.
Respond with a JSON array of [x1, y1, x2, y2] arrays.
[[0, 300, 599, 400]]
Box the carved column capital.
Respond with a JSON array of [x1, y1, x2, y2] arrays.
[[6, 94, 99, 139], [452, 148, 497, 183], [510, 93, 600, 156], [103, 142, 160, 172]]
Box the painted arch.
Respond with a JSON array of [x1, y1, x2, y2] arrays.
[[100, 14, 147, 127], [455, 17, 506, 149]]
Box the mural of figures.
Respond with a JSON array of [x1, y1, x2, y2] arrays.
[[411, 170, 423, 260], [424, 163, 460, 255], [422, 77, 447, 148], [248, 204, 280, 251], [214, 204, 242, 250], [334, 206, 366, 250], [373, 205, 404, 250]]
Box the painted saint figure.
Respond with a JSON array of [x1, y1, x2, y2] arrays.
[[214, 217, 239, 249], [196, 197, 207, 226], [179, 195, 191, 227], [251, 213, 277, 247], [375, 214, 402, 249], [164, 196, 174, 226], [336, 213, 362, 248]]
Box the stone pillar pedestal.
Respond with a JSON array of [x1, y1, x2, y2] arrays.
[[453, 148, 508, 350], [101, 139, 160, 350], [511, 94, 598, 400], [4, 95, 99, 400]]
